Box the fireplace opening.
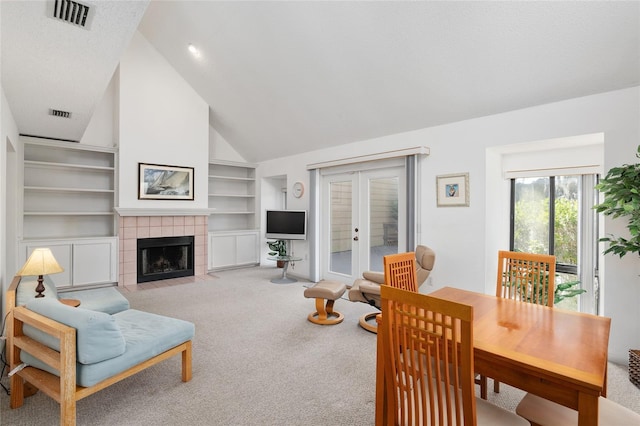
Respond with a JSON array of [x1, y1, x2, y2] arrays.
[[137, 236, 194, 283]]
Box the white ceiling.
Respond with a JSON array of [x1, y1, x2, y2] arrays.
[[2, 1, 639, 163], [1, 0, 149, 142]]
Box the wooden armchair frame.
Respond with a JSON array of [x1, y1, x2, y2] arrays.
[[7, 286, 192, 426]]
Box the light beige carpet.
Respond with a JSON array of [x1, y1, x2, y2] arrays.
[[1, 266, 638, 425]]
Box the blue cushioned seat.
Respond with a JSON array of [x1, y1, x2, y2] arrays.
[[16, 275, 129, 314], [20, 301, 195, 387], [24, 298, 125, 364], [62, 287, 130, 314]]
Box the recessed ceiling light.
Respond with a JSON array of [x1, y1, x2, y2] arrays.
[[188, 44, 201, 58]]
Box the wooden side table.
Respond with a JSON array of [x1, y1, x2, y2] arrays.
[[59, 298, 80, 307]]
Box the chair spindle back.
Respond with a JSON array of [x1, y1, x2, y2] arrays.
[[496, 251, 556, 307], [383, 252, 418, 293], [376, 285, 476, 426]]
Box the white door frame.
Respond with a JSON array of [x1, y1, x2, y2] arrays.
[[319, 159, 405, 285]]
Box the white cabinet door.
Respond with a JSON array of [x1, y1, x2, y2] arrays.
[[73, 239, 117, 285], [210, 234, 237, 269], [22, 242, 72, 288], [236, 232, 259, 265], [20, 237, 118, 288], [208, 231, 259, 270]]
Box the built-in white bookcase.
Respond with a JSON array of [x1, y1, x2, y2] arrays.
[[22, 138, 117, 239], [207, 160, 256, 231], [20, 138, 118, 288], [208, 160, 259, 270]]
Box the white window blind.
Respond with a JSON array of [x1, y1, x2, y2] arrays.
[[502, 133, 604, 179]]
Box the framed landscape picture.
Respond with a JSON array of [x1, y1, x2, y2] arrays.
[[138, 163, 194, 200], [436, 172, 469, 207]]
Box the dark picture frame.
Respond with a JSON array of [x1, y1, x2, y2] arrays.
[[138, 163, 194, 200]]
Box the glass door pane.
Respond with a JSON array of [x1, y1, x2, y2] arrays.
[[553, 175, 579, 266], [553, 175, 580, 311], [513, 177, 550, 254], [321, 164, 405, 285], [368, 177, 399, 272], [329, 180, 353, 275]]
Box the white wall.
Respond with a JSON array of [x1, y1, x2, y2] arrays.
[[80, 74, 117, 148], [118, 32, 209, 209], [209, 125, 245, 163], [259, 86, 640, 364], [1, 88, 19, 319]]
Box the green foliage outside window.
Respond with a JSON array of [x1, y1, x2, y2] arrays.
[[554, 197, 579, 265], [513, 179, 578, 264], [512, 176, 584, 306]]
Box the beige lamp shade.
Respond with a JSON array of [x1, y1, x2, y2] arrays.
[[17, 248, 64, 276]]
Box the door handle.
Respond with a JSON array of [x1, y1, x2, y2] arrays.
[[353, 236, 359, 241]]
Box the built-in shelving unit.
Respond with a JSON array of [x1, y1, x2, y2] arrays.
[[208, 160, 256, 231], [20, 137, 118, 288], [22, 138, 117, 239], [208, 160, 259, 270]]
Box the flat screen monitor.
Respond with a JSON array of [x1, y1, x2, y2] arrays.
[[266, 210, 307, 240]]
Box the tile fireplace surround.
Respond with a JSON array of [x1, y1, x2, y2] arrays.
[[118, 214, 208, 287]]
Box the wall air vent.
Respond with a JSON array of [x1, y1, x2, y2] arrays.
[[49, 109, 72, 119], [50, 0, 92, 29]]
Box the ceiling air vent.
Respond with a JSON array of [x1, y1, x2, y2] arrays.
[[50, 109, 72, 119], [50, 0, 92, 29]]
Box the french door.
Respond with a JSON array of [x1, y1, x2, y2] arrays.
[[321, 165, 405, 284]]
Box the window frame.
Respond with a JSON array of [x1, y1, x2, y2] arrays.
[[509, 174, 599, 314]]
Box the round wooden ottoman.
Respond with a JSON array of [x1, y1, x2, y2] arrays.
[[304, 280, 346, 325]]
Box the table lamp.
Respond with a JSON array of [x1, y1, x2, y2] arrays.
[[17, 248, 64, 298]]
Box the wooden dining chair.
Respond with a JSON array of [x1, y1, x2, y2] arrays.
[[351, 251, 422, 333], [495, 250, 556, 307], [384, 251, 418, 292], [478, 250, 556, 399], [375, 285, 529, 425]]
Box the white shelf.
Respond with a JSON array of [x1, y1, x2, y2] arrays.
[[22, 138, 117, 241], [25, 186, 115, 194], [24, 160, 114, 172], [208, 193, 255, 198], [24, 212, 115, 216], [210, 211, 254, 215], [208, 161, 258, 269], [208, 162, 256, 232], [208, 175, 254, 181], [209, 229, 259, 235]]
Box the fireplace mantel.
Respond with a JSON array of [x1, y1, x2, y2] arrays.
[[115, 207, 215, 217]]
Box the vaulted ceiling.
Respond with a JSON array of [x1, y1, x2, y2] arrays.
[[2, 1, 639, 163]]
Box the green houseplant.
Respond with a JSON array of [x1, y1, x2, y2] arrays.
[[505, 270, 585, 306], [594, 145, 640, 387], [267, 240, 287, 268], [594, 145, 640, 258]]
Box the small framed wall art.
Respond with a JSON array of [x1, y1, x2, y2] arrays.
[[138, 163, 194, 200], [436, 172, 469, 207]]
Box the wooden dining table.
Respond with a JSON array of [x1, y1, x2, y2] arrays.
[[428, 286, 611, 426]]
